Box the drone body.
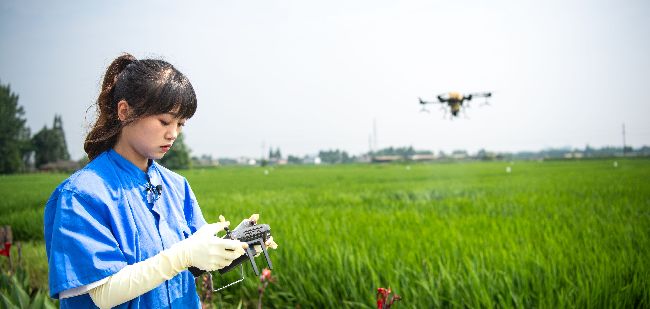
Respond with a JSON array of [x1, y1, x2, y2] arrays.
[[419, 91, 492, 118]]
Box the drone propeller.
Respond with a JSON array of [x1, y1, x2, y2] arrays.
[[467, 92, 492, 107], [468, 92, 491, 97]]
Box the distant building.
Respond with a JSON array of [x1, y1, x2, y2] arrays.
[[269, 158, 288, 165], [409, 154, 436, 161], [302, 155, 321, 165], [371, 155, 402, 163], [563, 152, 584, 159]]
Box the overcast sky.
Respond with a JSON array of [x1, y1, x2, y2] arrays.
[[1, 0, 649, 160]]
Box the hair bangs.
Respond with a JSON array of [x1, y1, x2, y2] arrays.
[[142, 67, 197, 120]]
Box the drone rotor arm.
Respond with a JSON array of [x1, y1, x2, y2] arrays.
[[468, 92, 492, 98]]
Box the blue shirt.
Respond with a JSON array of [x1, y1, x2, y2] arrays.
[[44, 149, 207, 308]]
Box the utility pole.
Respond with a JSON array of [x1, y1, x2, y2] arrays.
[[622, 123, 626, 157], [373, 118, 378, 151]]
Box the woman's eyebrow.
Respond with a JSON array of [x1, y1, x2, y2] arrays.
[[164, 113, 187, 121]]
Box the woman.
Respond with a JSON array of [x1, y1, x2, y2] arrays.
[[44, 53, 264, 308]]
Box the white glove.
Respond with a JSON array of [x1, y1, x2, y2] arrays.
[[175, 221, 247, 271], [253, 236, 278, 257], [88, 222, 246, 308], [232, 213, 259, 231]]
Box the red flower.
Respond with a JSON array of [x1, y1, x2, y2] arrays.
[[376, 287, 401, 308], [0, 243, 10, 257], [260, 268, 272, 282]]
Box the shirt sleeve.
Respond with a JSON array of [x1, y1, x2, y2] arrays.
[[183, 179, 207, 234], [45, 189, 127, 299]]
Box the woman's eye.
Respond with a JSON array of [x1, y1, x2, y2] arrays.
[[178, 122, 185, 127], [160, 120, 170, 126]]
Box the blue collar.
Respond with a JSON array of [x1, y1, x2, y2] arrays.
[[106, 149, 157, 184]]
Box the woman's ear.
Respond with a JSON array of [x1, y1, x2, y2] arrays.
[[117, 100, 130, 121]]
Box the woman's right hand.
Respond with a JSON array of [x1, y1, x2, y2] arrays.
[[177, 222, 247, 271]]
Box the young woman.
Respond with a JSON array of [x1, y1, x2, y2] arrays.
[[43, 53, 271, 308]]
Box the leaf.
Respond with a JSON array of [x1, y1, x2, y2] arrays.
[[28, 292, 44, 309], [43, 298, 57, 309], [10, 276, 30, 309], [0, 292, 20, 309]]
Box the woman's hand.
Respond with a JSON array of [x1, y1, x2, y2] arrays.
[[177, 222, 247, 271], [237, 213, 279, 254]]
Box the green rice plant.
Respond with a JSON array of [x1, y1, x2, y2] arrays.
[[0, 159, 649, 307], [0, 266, 57, 309]]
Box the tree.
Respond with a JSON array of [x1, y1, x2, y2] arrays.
[[287, 155, 302, 164], [268, 147, 282, 160], [159, 133, 191, 169], [318, 149, 351, 164], [32, 115, 70, 168], [0, 82, 31, 174]]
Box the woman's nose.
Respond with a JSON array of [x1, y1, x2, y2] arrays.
[[166, 128, 178, 140]]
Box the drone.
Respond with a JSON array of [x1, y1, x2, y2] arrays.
[[418, 91, 492, 118]]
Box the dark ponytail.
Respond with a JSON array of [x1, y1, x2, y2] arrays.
[[84, 53, 197, 160], [84, 54, 136, 160]]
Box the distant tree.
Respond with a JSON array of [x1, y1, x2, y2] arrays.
[[159, 133, 192, 169], [268, 147, 282, 160], [287, 155, 302, 164], [217, 158, 238, 165], [0, 82, 32, 173], [32, 115, 70, 168], [318, 149, 351, 164], [374, 146, 418, 158]]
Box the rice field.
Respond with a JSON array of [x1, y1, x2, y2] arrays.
[[1, 159, 649, 308]]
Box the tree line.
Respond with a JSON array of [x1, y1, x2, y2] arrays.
[[0, 82, 70, 173], [0, 81, 191, 174]]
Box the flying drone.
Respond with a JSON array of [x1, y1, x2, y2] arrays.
[[418, 91, 492, 118]]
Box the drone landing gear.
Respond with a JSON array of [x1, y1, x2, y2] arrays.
[[462, 107, 470, 120]]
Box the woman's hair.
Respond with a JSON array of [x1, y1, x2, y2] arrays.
[[84, 53, 197, 160]]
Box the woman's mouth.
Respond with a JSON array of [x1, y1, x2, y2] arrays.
[[161, 145, 172, 152]]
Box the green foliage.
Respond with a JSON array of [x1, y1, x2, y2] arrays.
[[0, 267, 57, 309], [0, 82, 31, 174], [372, 146, 432, 158], [269, 148, 282, 160], [178, 160, 650, 308], [159, 133, 192, 170], [0, 173, 68, 241], [287, 155, 302, 164], [0, 160, 649, 307], [318, 149, 352, 164], [32, 115, 70, 168]]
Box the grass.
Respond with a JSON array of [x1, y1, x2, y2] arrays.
[[1, 159, 649, 308]]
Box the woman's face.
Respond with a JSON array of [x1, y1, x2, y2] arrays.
[[116, 112, 186, 169]]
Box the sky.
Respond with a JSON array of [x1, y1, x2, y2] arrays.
[[1, 0, 649, 160]]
